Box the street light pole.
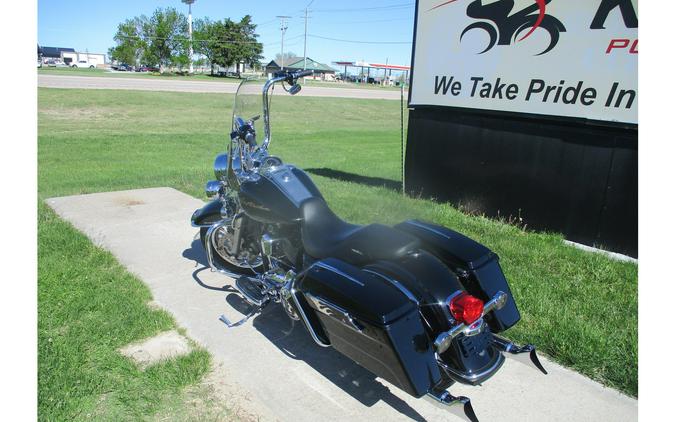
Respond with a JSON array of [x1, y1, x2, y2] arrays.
[[182, 0, 195, 74]]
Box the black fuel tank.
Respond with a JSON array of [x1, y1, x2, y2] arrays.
[[239, 165, 322, 223]]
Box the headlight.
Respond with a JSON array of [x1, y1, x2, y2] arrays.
[[205, 180, 223, 198]]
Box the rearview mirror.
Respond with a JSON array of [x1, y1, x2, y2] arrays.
[[288, 84, 302, 95]]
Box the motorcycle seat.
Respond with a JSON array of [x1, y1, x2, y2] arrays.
[[300, 197, 420, 266]]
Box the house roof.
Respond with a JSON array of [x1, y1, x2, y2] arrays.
[[39, 46, 75, 58], [265, 57, 336, 73]]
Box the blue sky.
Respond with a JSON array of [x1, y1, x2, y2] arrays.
[[38, 0, 416, 68]]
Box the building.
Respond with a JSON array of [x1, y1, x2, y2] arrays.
[[264, 57, 336, 80], [333, 60, 410, 85], [38, 45, 106, 67]]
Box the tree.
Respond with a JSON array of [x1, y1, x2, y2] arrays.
[[275, 51, 297, 67], [142, 8, 189, 72], [233, 15, 263, 68], [194, 15, 263, 75], [109, 17, 146, 65], [193, 17, 225, 75], [110, 10, 261, 75]]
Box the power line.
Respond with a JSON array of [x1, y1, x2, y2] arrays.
[[115, 34, 264, 44], [308, 34, 412, 44], [318, 16, 411, 25], [312, 2, 413, 13]]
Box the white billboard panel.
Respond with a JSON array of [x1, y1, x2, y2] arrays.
[[409, 0, 638, 124]]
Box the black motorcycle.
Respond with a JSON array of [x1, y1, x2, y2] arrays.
[[191, 70, 546, 421]]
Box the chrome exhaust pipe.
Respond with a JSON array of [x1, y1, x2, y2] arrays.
[[424, 389, 479, 422], [492, 335, 548, 375]]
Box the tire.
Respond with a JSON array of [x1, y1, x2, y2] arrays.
[[199, 227, 260, 276], [89, 65, 94, 69]]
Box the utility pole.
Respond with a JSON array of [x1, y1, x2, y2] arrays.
[[182, 0, 196, 74], [303, 1, 315, 73], [277, 16, 291, 70]]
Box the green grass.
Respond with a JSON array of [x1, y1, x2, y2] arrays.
[[38, 88, 637, 398], [37, 200, 221, 421]]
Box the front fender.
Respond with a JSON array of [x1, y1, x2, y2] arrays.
[[191, 199, 224, 227]]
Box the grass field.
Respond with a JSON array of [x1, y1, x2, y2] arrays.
[[38, 87, 638, 414], [38, 66, 402, 90], [38, 202, 229, 421]]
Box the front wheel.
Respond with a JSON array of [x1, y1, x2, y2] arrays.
[[199, 227, 263, 276]]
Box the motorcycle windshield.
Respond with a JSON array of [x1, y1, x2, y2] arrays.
[[231, 77, 271, 133]]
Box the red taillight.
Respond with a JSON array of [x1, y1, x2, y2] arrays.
[[449, 292, 484, 325]]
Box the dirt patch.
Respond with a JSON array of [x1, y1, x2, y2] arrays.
[[113, 196, 145, 207], [149, 362, 276, 422], [119, 330, 191, 369]]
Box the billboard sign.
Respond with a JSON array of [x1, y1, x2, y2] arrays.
[[409, 0, 638, 124]]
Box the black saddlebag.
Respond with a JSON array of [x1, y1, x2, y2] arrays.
[[295, 258, 441, 398], [395, 220, 521, 333]]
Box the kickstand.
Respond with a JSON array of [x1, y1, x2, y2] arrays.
[[219, 307, 260, 328]]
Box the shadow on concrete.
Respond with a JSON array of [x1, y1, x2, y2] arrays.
[[183, 239, 239, 293], [251, 304, 427, 421], [305, 168, 402, 192], [183, 238, 209, 266], [183, 234, 427, 420]]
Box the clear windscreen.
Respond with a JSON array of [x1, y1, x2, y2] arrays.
[[232, 77, 271, 132]]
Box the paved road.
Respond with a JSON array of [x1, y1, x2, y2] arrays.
[[38, 74, 405, 100], [47, 187, 637, 422]]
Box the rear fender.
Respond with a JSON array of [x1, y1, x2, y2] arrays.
[[395, 220, 521, 333]]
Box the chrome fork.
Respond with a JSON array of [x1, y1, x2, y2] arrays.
[[204, 220, 267, 327]]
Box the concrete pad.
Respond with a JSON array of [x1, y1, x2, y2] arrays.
[[119, 330, 191, 369], [47, 188, 637, 422]]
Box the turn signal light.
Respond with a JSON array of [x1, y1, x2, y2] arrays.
[[449, 292, 484, 325]]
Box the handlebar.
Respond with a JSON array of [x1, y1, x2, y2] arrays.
[[277, 69, 314, 86], [292, 69, 314, 79], [258, 70, 314, 150]]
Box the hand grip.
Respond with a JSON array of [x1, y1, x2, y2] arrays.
[[294, 69, 314, 78]]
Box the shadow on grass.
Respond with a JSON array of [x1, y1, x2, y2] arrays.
[[306, 168, 402, 192]]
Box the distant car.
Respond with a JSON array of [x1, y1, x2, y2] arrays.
[[113, 64, 134, 72], [136, 66, 159, 72], [46, 59, 68, 68], [72, 60, 96, 69]]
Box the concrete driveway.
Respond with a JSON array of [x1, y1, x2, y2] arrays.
[[38, 74, 404, 100], [46, 187, 637, 422]]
